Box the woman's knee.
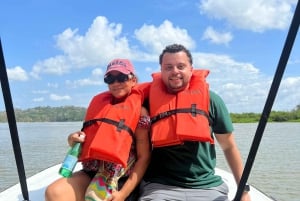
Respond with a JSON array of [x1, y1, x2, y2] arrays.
[[45, 171, 91, 201], [45, 180, 66, 201]]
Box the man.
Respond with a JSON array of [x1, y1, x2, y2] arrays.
[[138, 44, 251, 201]]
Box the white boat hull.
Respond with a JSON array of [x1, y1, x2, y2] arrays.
[[0, 164, 275, 200]]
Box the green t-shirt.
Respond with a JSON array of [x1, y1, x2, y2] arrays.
[[144, 91, 233, 188]]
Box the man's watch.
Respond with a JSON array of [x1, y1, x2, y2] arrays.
[[244, 184, 250, 192]]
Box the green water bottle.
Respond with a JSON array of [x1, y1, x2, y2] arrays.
[[59, 142, 81, 178]]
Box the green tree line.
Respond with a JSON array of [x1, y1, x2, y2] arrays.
[[231, 104, 300, 123], [0, 105, 299, 123], [0, 106, 86, 122]]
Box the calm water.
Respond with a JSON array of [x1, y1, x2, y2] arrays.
[[0, 122, 299, 201]]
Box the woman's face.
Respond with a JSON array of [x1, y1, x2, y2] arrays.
[[106, 71, 137, 98]]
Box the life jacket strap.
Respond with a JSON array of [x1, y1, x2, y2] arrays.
[[82, 118, 135, 138], [151, 104, 212, 125]]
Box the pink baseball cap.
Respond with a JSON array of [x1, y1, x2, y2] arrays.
[[105, 59, 135, 75]]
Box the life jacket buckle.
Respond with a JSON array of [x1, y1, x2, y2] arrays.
[[117, 119, 125, 132], [191, 104, 197, 117]]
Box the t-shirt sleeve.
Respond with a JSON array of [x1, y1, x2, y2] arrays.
[[209, 91, 234, 134]]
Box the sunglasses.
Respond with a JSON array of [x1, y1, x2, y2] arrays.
[[104, 73, 132, 84]]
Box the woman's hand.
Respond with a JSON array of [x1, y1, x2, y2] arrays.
[[67, 131, 85, 146], [106, 190, 126, 201]]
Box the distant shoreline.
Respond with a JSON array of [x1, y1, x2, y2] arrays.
[[0, 106, 299, 123]]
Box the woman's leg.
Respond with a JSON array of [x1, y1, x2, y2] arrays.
[[45, 171, 91, 201]]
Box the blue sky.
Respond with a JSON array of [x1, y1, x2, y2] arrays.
[[0, 0, 299, 113]]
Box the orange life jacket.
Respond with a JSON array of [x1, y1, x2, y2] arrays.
[[79, 88, 142, 168], [149, 69, 213, 147]]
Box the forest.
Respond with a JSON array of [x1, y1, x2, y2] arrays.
[[0, 105, 300, 123], [0, 106, 86, 122]]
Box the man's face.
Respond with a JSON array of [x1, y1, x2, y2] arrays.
[[160, 51, 193, 93]]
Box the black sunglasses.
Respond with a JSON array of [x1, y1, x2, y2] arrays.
[[104, 73, 132, 84]]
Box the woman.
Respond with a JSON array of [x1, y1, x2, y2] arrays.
[[45, 58, 151, 201]]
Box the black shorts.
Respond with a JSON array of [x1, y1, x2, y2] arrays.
[[81, 169, 97, 179]]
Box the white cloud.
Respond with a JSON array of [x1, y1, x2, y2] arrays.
[[288, 58, 300, 65], [49, 94, 71, 101], [65, 78, 102, 88], [199, 0, 295, 32], [193, 53, 270, 112], [32, 97, 44, 102], [202, 26, 233, 45], [24, 14, 299, 113], [30, 16, 133, 78], [7, 66, 28, 81], [29, 17, 197, 78], [65, 68, 104, 88], [32, 90, 49, 94], [47, 83, 59, 88], [31, 56, 71, 79], [274, 76, 300, 111], [55, 16, 132, 65], [191, 52, 300, 112], [134, 20, 196, 54], [91, 68, 104, 77]]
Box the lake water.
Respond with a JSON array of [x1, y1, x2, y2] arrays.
[[0, 122, 299, 201]]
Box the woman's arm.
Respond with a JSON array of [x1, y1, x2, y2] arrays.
[[110, 106, 151, 200]]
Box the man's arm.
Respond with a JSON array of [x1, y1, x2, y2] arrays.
[[215, 133, 251, 201]]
